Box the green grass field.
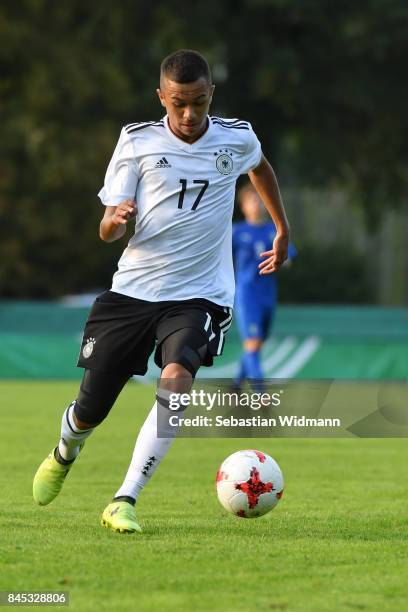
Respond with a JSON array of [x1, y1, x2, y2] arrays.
[[1, 381, 407, 611]]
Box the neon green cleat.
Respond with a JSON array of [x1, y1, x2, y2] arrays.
[[101, 501, 142, 534], [33, 447, 81, 506]]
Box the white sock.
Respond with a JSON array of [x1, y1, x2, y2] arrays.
[[114, 392, 181, 502], [58, 401, 95, 462]]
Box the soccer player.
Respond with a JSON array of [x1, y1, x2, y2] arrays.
[[232, 183, 297, 389], [32, 49, 290, 533]]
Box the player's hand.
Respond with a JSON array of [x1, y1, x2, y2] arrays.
[[258, 233, 289, 275], [112, 200, 137, 226]]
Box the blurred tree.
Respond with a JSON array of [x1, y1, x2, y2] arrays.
[[0, 0, 406, 298], [219, 0, 408, 225], [278, 243, 374, 304]]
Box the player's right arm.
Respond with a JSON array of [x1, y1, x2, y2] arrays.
[[98, 126, 139, 242], [99, 200, 137, 242]]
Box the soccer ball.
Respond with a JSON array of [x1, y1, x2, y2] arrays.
[[216, 449, 284, 518]]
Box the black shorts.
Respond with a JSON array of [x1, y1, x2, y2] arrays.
[[77, 291, 232, 376]]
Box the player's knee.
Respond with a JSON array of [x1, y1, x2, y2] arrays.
[[162, 363, 192, 379], [244, 338, 263, 352], [160, 328, 208, 379], [160, 363, 193, 395]]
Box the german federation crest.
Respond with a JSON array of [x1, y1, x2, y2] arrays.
[[82, 337, 96, 358], [215, 152, 233, 175]]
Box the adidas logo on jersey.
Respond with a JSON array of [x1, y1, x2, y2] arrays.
[[155, 157, 171, 168]]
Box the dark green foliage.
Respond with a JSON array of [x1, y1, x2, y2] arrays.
[[279, 244, 374, 304], [0, 1, 407, 298]]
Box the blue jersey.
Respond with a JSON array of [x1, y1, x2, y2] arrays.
[[232, 221, 296, 302], [232, 221, 296, 339]]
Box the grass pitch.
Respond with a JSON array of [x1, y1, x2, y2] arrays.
[[1, 381, 407, 611]]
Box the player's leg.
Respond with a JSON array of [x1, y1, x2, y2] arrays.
[[244, 302, 275, 387], [58, 369, 130, 459], [103, 302, 231, 533], [111, 329, 201, 506], [102, 364, 195, 533], [33, 368, 130, 506], [232, 301, 248, 389], [235, 296, 265, 387], [234, 355, 247, 388], [243, 337, 264, 384]]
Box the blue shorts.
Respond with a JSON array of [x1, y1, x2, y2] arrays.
[[234, 295, 276, 340]]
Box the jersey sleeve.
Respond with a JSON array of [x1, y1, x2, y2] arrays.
[[240, 124, 262, 175], [97, 128, 139, 206]]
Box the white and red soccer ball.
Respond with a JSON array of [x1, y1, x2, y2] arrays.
[[216, 450, 284, 518]]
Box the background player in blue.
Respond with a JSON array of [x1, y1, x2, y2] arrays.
[[232, 182, 297, 387]]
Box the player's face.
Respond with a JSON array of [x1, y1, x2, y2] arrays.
[[157, 76, 215, 143], [241, 193, 264, 224]]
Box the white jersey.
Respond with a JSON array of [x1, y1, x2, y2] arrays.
[[98, 115, 262, 307]]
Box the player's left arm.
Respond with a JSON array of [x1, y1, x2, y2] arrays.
[[248, 154, 290, 275]]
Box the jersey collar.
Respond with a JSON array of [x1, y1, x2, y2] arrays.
[[164, 115, 213, 152]]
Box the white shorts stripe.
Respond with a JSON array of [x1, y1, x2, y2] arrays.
[[219, 309, 233, 331], [205, 312, 216, 341], [216, 329, 225, 355], [204, 312, 211, 332]]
